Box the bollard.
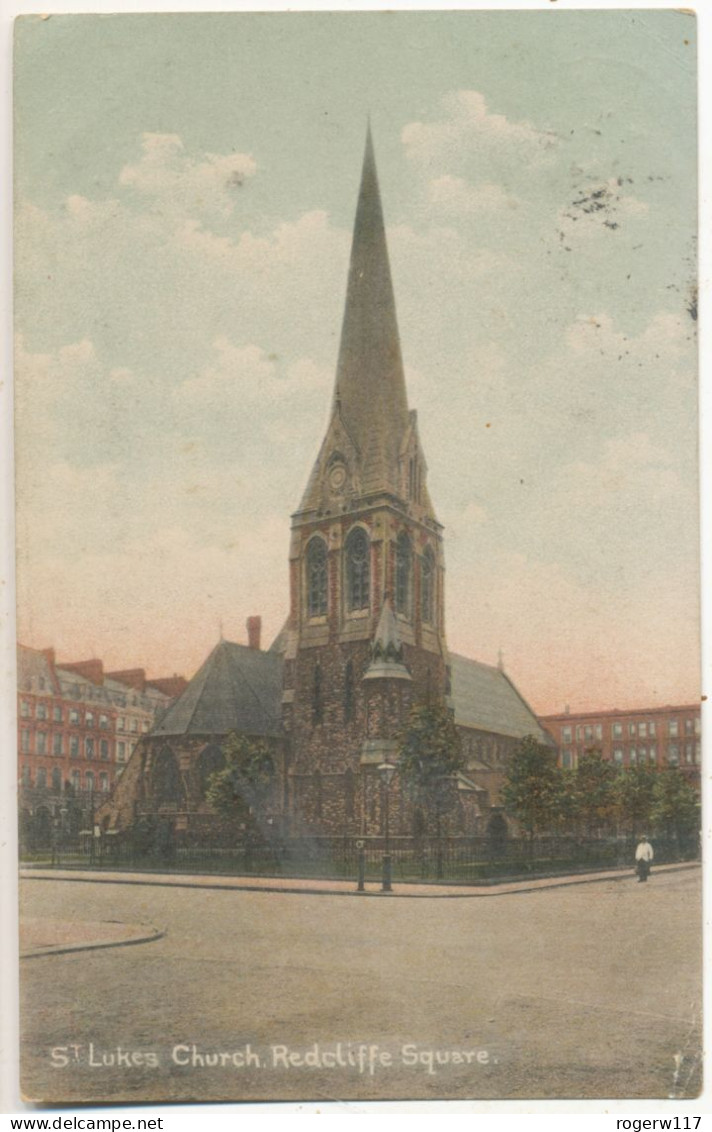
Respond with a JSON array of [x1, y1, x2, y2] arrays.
[[382, 852, 392, 893]]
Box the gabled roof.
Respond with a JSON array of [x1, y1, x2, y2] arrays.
[[150, 639, 283, 739], [449, 653, 551, 744]]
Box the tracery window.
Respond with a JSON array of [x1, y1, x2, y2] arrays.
[[421, 547, 435, 623], [306, 537, 328, 618], [395, 532, 412, 616], [345, 527, 370, 611]]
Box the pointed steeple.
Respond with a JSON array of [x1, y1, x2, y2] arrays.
[[295, 127, 438, 520], [333, 124, 409, 488], [363, 596, 412, 682]]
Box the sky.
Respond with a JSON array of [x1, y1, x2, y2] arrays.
[[13, 9, 700, 715]]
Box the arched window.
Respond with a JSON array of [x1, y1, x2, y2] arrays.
[[421, 547, 435, 623], [344, 659, 354, 723], [198, 744, 225, 797], [312, 662, 323, 726], [345, 527, 370, 611], [85, 770, 95, 793], [395, 532, 412, 616], [306, 537, 328, 618]]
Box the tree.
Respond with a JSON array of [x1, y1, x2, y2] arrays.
[[206, 732, 276, 829], [398, 701, 465, 837], [613, 764, 657, 837], [500, 735, 561, 841], [572, 749, 617, 836], [651, 768, 700, 853]]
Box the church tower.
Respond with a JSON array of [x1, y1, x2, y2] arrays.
[[282, 127, 448, 835]]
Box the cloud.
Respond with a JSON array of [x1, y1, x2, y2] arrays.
[[428, 175, 519, 215], [555, 432, 681, 514], [119, 132, 257, 218], [174, 337, 331, 414], [14, 335, 100, 452], [175, 340, 277, 407], [402, 90, 558, 166]]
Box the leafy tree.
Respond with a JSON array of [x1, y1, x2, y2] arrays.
[[613, 764, 657, 837], [651, 768, 700, 850], [398, 701, 465, 835], [206, 732, 276, 827], [550, 768, 580, 835], [500, 735, 561, 840], [572, 749, 618, 836]]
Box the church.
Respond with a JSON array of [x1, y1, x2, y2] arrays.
[[100, 128, 551, 844]]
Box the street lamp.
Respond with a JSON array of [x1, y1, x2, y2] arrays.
[[378, 760, 397, 893]]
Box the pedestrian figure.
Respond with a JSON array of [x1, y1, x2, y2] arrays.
[[635, 835, 653, 882]]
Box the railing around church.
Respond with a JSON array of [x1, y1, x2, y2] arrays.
[[20, 830, 699, 883]]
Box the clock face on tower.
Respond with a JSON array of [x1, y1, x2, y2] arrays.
[[328, 462, 347, 494]]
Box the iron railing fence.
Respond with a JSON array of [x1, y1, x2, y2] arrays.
[[20, 831, 700, 883]]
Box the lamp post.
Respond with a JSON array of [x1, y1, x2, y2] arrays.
[[378, 760, 397, 893]]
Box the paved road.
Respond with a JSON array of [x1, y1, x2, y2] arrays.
[[19, 868, 702, 1104]]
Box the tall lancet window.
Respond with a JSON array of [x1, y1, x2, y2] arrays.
[[421, 547, 435, 624], [306, 537, 328, 617], [345, 527, 370, 611], [395, 532, 412, 617]]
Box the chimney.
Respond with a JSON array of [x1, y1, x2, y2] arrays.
[[247, 616, 262, 650]]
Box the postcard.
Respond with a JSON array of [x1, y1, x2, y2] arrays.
[[13, 8, 702, 1106]]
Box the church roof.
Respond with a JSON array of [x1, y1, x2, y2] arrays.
[[449, 653, 552, 744], [150, 639, 283, 739]]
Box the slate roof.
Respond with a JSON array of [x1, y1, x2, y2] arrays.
[[150, 639, 283, 739], [449, 653, 551, 744]]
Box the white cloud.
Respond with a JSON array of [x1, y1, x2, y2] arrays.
[[402, 90, 557, 166], [428, 175, 519, 215], [174, 338, 331, 411], [557, 432, 681, 512], [119, 132, 257, 218], [175, 340, 277, 406]]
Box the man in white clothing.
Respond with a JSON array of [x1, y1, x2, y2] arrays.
[[635, 835, 654, 882]]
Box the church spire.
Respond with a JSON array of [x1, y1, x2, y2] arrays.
[[333, 124, 409, 481]]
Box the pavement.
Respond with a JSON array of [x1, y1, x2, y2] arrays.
[[20, 916, 164, 959], [18, 860, 697, 959], [19, 857, 697, 898]]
